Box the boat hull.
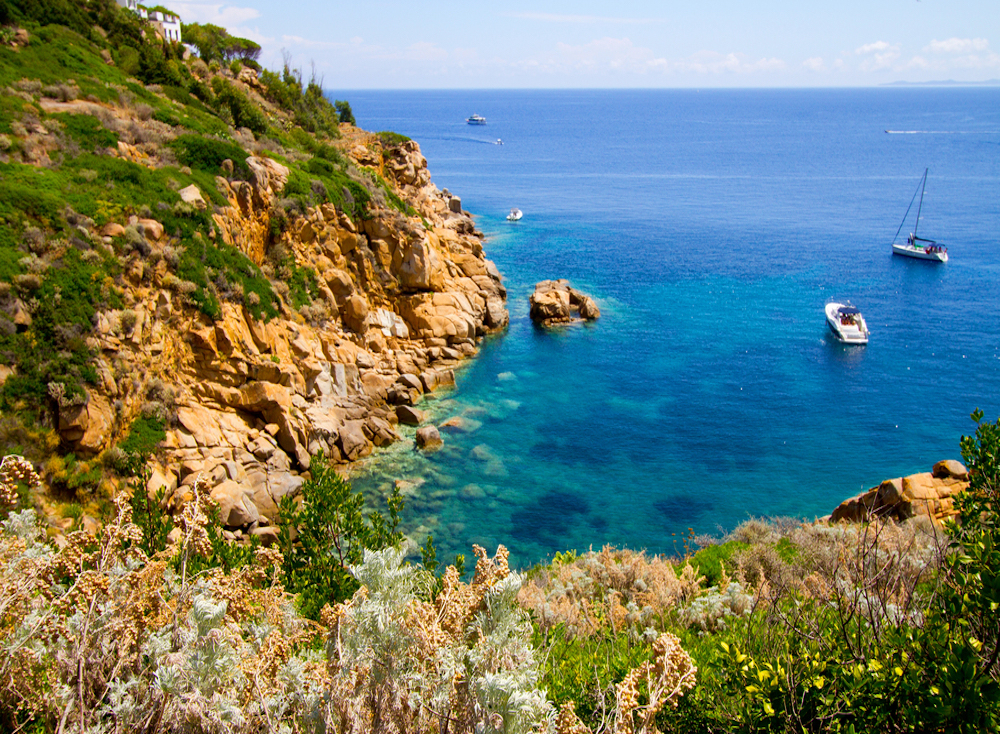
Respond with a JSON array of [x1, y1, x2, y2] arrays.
[[892, 243, 947, 262], [825, 302, 869, 345]]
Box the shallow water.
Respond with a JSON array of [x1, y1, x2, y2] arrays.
[[340, 88, 1000, 567]]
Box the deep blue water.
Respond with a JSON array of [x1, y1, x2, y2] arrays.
[[337, 89, 1000, 567]]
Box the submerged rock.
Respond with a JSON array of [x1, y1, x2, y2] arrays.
[[415, 425, 443, 451]]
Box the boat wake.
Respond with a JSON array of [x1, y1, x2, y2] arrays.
[[885, 129, 1000, 134]]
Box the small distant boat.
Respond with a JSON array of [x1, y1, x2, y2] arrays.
[[507, 208, 523, 221], [466, 113, 487, 125], [826, 301, 870, 345], [891, 169, 948, 262], [495, 138, 503, 145]]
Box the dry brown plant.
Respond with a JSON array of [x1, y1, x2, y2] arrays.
[[519, 546, 703, 639], [553, 632, 697, 734], [0, 454, 39, 510], [0, 474, 324, 733], [733, 517, 947, 624]]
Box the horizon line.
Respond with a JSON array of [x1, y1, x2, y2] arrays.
[[323, 82, 1000, 92]]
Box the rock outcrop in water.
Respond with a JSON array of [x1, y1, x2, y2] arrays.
[[829, 459, 968, 524], [529, 279, 600, 327]]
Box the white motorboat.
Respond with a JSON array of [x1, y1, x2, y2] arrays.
[[506, 208, 523, 221], [466, 113, 487, 125], [890, 169, 948, 262], [826, 302, 869, 345]]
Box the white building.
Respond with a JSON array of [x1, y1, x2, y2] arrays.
[[147, 9, 182, 43], [115, 0, 145, 17], [114, 1, 182, 44]]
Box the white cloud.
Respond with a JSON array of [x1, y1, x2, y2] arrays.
[[802, 57, 825, 72], [160, 2, 259, 26], [855, 41, 895, 55], [676, 50, 785, 75], [924, 37, 989, 54], [902, 38, 1000, 74], [855, 40, 901, 71], [280, 34, 338, 50]]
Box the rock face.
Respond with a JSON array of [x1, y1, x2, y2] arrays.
[[60, 134, 508, 532], [529, 280, 600, 326], [830, 460, 969, 524]]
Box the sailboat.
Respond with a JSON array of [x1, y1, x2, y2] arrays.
[[891, 169, 948, 262]]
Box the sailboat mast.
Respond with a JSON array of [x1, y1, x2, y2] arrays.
[[913, 168, 928, 238]]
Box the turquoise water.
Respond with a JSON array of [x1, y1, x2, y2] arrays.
[[341, 89, 1000, 567]]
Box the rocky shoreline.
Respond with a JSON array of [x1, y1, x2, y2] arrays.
[[45, 127, 509, 540], [829, 459, 969, 525]]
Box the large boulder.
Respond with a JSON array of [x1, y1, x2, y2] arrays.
[[396, 405, 425, 426], [338, 420, 372, 461], [57, 394, 115, 454], [415, 425, 443, 451], [830, 460, 969, 524], [399, 237, 446, 292], [343, 294, 369, 333], [529, 280, 600, 326], [210, 480, 260, 527], [178, 184, 207, 210]]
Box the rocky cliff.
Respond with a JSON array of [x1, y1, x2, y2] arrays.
[[42, 112, 507, 534]]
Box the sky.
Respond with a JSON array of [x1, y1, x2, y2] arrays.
[[160, 1, 1000, 88]]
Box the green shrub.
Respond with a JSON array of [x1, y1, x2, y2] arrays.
[[279, 452, 403, 619], [211, 77, 267, 135], [116, 46, 140, 77], [53, 111, 118, 150], [47, 452, 102, 500], [118, 415, 166, 458], [377, 130, 410, 147], [539, 627, 652, 730], [687, 540, 748, 586], [175, 235, 279, 321], [170, 133, 251, 178], [0, 173, 63, 226], [285, 261, 319, 309], [260, 67, 341, 138], [151, 107, 180, 126]]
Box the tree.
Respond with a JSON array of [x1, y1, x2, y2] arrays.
[[224, 36, 261, 64], [335, 99, 356, 125], [181, 22, 226, 63], [183, 21, 261, 66]]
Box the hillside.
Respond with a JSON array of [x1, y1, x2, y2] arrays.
[[0, 2, 507, 540], [2, 5, 1000, 734]]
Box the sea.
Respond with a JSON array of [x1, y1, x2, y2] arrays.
[[334, 88, 1000, 568]]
